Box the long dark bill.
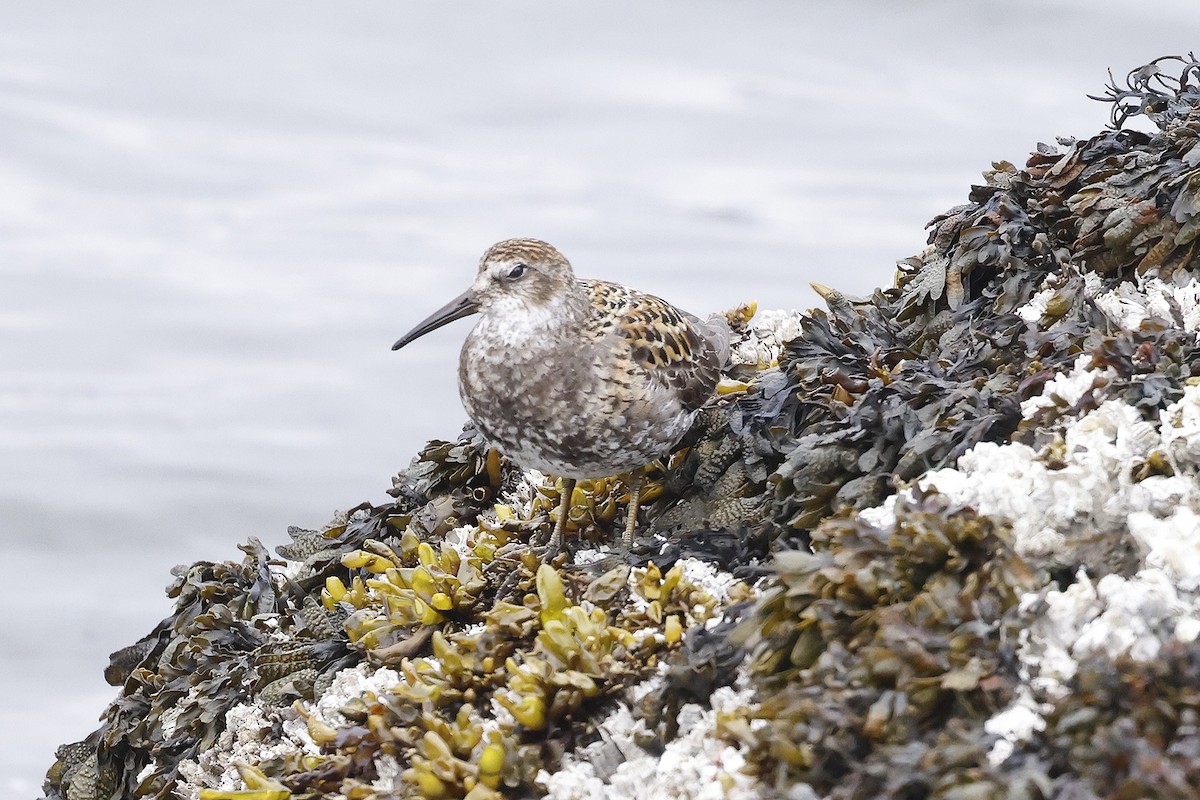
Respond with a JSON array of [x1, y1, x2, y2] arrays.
[[392, 289, 481, 350]]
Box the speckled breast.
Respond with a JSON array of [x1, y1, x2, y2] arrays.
[[457, 329, 694, 479]]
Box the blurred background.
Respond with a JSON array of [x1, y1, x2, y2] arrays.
[[3, 1, 1196, 793]]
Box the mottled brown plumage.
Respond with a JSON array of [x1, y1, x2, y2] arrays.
[[393, 238, 729, 553]]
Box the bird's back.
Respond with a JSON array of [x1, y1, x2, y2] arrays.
[[581, 279, 729, 413]]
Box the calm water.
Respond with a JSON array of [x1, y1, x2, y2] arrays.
[[3, 1, 1196, 793]]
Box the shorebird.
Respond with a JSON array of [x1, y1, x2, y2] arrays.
[[392, 238, 729, 555]]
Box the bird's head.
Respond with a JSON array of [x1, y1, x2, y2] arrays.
[[470, 238, 576, 312], [392, 238, 579, 351]]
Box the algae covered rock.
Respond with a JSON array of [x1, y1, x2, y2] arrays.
[[42, 55, 1200, 800]]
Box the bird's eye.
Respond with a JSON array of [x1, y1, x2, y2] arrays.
[[508, 264, 527, 279]]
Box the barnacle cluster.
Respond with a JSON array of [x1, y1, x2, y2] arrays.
[[42, 55, 1200, 799]]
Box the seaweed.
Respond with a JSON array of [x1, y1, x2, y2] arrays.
[[1039, 640, 1200, 797], [732, 488, 1037, 797]]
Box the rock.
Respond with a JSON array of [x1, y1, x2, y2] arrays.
[[42, 54, 1200, 800]]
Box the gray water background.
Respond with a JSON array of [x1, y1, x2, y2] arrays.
[[3, 1, 1197, 793]]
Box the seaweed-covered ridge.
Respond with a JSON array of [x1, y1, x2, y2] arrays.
[[43, 55, 1200, 800]]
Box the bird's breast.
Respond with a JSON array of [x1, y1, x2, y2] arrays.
[[456, 320, 691, 477]]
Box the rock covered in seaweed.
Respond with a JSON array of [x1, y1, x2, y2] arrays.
[[41, 54, 1200, 800]]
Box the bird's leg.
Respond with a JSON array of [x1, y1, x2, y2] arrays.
[[620, 467, 645, 549], [545, 477, 577, 557]]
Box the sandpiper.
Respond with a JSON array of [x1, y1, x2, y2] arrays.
[[392, 238, 729, 555]]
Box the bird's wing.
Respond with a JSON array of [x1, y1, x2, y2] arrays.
[[583, 280, 728, 412]]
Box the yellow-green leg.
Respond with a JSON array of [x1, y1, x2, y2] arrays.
[[620, 467, 645, 549], [544, 477, 577, 557]]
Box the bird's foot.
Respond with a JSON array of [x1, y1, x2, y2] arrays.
[[527, 534, 566, 565]]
